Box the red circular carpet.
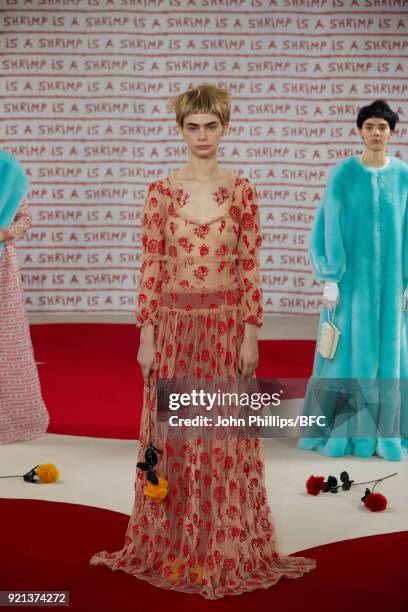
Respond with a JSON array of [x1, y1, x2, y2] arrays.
[[0, 499, 405, 611]]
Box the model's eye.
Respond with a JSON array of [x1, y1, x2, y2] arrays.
[[208, 125, 218, 130], [187, 126, 198, 131]]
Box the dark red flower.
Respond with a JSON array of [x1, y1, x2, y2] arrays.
[[216, 244, 229, 257], [242, 212, 254, 231], [146, 238, 158, 253], [363, 492, 387, 512], [216, 529, 225, 544], [242, 259, 255, 271], [178, 236, 194, 253], [213, 485, 227, 504], [193, 265, 209, 281], [229, 205, 241, 222], [194, 224, 209, 239], [306, 475, 325, 496], [212, 186, 230, 206]]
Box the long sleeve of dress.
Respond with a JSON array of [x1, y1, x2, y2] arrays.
[[309, 164, 347, 283], [236, 179, 263, 328], [4, 200, 32, 240], [135, 181, 166, 328]]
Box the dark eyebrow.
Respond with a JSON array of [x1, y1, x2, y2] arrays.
[[365, 121, 388, 126], [185, 121, 219, 127]]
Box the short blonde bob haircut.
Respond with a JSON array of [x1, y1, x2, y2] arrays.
[[170, 84, 230, 127]]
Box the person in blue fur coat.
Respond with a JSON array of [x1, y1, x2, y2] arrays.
[[297, 100, 408, 461]]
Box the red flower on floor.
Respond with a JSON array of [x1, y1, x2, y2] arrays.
[[306, 475, 325, 496], [306, 471, 396, 512], [362, 492, 387, 512]]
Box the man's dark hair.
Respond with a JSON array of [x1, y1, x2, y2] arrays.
[[357, 99, 399, 131]]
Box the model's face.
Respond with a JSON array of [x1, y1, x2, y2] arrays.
[[358, 117, 392, 152], [180, 113, 227, 158]]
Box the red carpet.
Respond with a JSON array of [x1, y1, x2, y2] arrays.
[[0, 499, 405, 611], [31, 324, 315, 439]]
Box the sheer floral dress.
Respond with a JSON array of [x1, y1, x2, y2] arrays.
[[90, 172, 316, 598]]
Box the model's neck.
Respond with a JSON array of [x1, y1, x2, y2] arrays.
[[179, 156, 224, 180], [361, 149, 388, 168]]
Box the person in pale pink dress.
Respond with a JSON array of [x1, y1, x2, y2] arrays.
[[0, 148, 49, 443], [90, 85, 316, 598]]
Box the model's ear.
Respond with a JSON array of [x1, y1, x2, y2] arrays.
[[222, 123, 229, 136], [357, 128, 363, 139]]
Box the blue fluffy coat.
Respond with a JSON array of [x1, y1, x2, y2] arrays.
[[298, 156, 408, 460]]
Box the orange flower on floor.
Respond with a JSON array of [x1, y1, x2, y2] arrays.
[[0, 463, 60, 483], [37, 463, 60, 483], [143, 476, 168, 502]]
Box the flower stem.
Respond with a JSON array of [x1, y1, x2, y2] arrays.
[[0, 475, 23, 478], [351, 472, 397, 487]]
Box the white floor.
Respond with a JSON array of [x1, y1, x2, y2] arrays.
[[1, 433, 406, 555]]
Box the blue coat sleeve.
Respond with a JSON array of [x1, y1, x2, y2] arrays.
[[309, 164, 346, 283], [404, 194, 408, 287]]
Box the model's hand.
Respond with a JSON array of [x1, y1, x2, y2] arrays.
[[238, 326, 259, 378], [137, 324, 156, 384], [0, 228, 7, 241], [323, 281, 340, 310]]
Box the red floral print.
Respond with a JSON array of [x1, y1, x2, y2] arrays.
[[174, 188, 191, 208], [178, 236, 194, 253], [213, 485, 227, 504], [229, 204, 241, 223], [242, 212, 255, 231], [193, 266, 209, 282], [216, 244, 229, 257], [194, 224, 210, 239], [212, 186, 230, 206]]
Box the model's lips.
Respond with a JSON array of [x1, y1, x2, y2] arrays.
[[197, 145, 210, 149]]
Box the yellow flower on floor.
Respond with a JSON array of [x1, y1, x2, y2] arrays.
[[37, 463, 60, 483], [143, 476, 168, 501]]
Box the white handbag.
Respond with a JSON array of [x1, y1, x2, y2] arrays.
[[317, 308, 341, 360]]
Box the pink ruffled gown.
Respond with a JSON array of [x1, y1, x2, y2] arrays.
[[90, 173, 316, 598], [0, 201, 49, 443]]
